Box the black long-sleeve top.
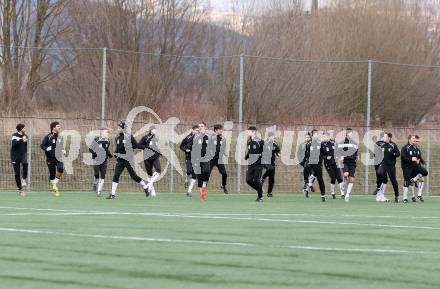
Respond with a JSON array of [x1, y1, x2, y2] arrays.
[[338, 137, 358, 164], [401, 143, 422, 169], [213, 134, 227, 160], [297, 141, 311, 167], [262, 140, 280, 166], [180, 133, 195, 160], [40, 132, 62, 159], [245, 137, 264, 166], [321, 140, 337, 166], [89, 137, 112, 161], [114, 133, 141, 160], [139, 134, 161, 161], [376, 141, 400, 166], [11, 132, 27, 161]]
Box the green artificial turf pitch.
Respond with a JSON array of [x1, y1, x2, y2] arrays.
[[0, 191, 439, 289]]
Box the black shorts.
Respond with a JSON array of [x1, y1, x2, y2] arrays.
[[342, 163, 356, 177], [47, 158, 64, 180], [93, 160, 108, 179], [412, 165, 428, 178]]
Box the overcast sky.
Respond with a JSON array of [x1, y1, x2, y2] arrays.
[[210, 0, 320, 13], [210, 0, 234, 12]]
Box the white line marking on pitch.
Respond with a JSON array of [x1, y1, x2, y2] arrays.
[[0, 227, 433, 255], [0, 227, 254, 247], [2, 206, 440, 220], [284, 245, 429, 254], [1, 207, 440, 231]]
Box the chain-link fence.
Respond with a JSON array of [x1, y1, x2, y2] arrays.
[[0, 116, 439, 195]]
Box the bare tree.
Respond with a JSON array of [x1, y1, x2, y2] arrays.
[[0, 0, 71, 114], [233, 0, 440, 125], [63, 0, 209, 119]]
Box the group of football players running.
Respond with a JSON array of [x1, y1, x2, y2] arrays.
[[296, 129, 428, 203], [9, 122, 428, 203]]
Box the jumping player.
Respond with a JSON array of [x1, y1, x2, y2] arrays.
[[107, 121, 149, 199], [298, 132, 312, 197], [139, 125, 162, 197], [262, 132, 280, 198], [414, 135, 426, 202], [180, 125, 199, 196], [89, 128, 113, 196], [192, 122, 212, 202], [210, 124, 228, 194], [321, 132, 344, 199], [338, 128, 358, 202], [40, 121, 64, 197], [401, 135, 428, 203], [375, 132, 400, 203], [245, 126, 264, 202], [309, 130, 326, 202]]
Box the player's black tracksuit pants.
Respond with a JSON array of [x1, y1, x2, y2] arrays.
[[12, 156, 28, 190], [210, 158, 227, 187], [144, 157, 162, 175], [262, 164, 275, 194], [377, 164, 399, 197], [112, 159, 142, 183], [93, 160, 108, 180], [185, 159, 196, 180], [403, 165, 428, 187], [195, 161, 211, 188], [324, 162, 343, 185], [310, 164, 325, 196], [247, 164, 263, 198], [47, 157, 64, 181]]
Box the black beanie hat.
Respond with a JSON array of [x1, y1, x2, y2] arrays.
[[16, 123, 25, 132], [118, 121, 126, 129]]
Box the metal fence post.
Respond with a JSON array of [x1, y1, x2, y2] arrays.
[[364, 60, 373, 193], [101, 47, 107, 128], [426, 130, 431, 194], [27, 117, 33, 191], [169, 142, 174, 192], [236, 54, 244, 193]]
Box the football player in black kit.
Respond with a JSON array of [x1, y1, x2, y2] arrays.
[[139, 125, 162, 197], [89, 128, 113, 197], [338, 128, 358, 202], [262, 132, 280, 198], [321, 132, 344, 199], [108, 121, 149, 199], [373, 135, 385, 196], [374, 132, 400, 203], [298, 132, 315, 197], [414, 135, 426, 201], [210, 124, 228, 194], [192, 122, 212, 202], [11, 123, 28, 196], [40, 121, 64, 197], [401, 135, 428, 203], [308, 130, 326, 202], [180, 125, 199, 197], [245, 126, 264, 202]]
